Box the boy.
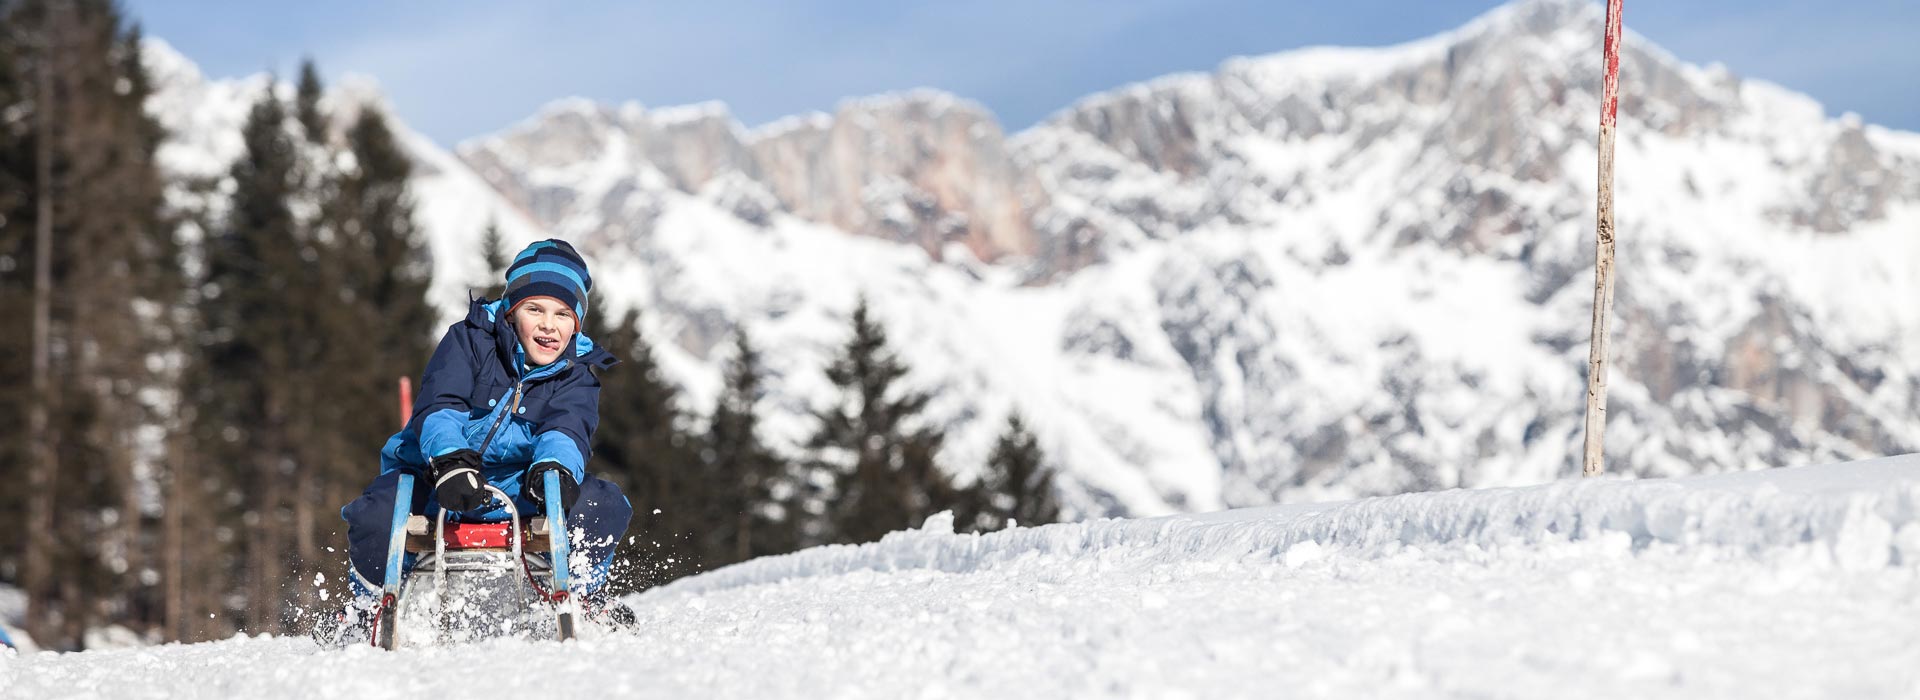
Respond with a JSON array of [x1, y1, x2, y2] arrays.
[[336, 239, 633, 638]]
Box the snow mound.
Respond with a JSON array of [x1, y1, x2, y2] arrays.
[[666, 454, 1920, 598], [4, 456, 1918, 699]]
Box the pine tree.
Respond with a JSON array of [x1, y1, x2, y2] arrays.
[[294, 58, 325, 145], [977, 413, 1061, 530], [299, 100, 436, 617], [478, 220, 507, 300], [160, 177, 227, 642], [701, 329, 797, 562], [117, 22, 180, 302], [590, 307, 704, 590], [330, 104, 436, 433], [102, 18, 182, 637], [0, 1, 40, 599], [191, 84, 313, 635], [806, 298, 957, 545], [341, 107, 435, 363], [275, 58, 356, 621]]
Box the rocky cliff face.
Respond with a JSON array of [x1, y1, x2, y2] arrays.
[[459, 90, 1044, 264], [1014, 0, 1910, 263]]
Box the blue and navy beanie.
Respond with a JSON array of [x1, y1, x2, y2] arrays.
[[504, 239, 592, 322]]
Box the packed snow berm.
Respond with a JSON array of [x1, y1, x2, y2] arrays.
[[4, 455, 1919, 697]]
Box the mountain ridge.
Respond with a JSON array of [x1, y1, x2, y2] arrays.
[[139, 0, 1920, 519]]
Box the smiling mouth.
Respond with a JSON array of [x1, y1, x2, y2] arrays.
[[534, 336, 561, 351]]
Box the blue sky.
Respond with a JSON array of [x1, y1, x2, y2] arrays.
[[123, 0, 1920, 147]]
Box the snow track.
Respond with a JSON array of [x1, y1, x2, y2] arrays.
[[4, 456, 1918, 698]]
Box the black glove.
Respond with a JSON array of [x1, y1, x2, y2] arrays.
[[432, 449, 490, 513], [525, 461, 581, 513]]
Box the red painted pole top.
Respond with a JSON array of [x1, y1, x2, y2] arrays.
[[398, 376, 413, 428], [1600, 0, 1624, 128]]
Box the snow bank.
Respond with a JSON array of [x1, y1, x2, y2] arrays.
[[665, 454, 1920, 597], [4, 457, 1917, 699]]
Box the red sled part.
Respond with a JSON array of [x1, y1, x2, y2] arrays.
[[405, 517, 550, 552], [443, 522, 514, 549]]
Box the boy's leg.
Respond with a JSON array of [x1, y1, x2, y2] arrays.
[[327, 469, 428, 646], [567, 475, 633, 597], [341, 470, 431, 594]]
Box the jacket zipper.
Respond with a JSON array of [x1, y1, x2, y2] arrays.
[[475, 380, 525, 458], [471, 358, 567, 461]]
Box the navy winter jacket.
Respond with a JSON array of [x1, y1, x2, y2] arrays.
[[378, 297, 618, 518]]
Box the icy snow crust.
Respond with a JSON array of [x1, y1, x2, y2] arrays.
[[674, 454, 1920, 595], [5, 457, 1918, 698]]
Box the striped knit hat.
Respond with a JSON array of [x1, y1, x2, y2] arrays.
[[504, 239, 592, 322]]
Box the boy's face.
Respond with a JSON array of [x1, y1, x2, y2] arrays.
[[511, 296, 578, 367]]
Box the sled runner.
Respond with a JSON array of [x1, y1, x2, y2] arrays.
[[366, 473, 580, 650]]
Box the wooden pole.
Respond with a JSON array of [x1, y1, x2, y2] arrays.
[[1582, 0, 1625, 478]]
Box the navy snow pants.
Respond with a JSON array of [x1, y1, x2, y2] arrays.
[[342, 470, 632, 598]]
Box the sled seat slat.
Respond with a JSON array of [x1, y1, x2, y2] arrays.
[[404, 517, 551, 552]]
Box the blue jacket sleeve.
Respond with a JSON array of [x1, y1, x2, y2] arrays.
[[530, 366, 601, 481], [412, 324, 480, 461]]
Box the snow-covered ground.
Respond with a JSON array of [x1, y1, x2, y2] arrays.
[[4, 454, 1918, 698]]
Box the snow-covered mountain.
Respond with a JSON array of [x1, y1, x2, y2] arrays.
[[142, 0, 1920, 518], [7, 455, 1918, 697], [997, 0, 1920, 509]]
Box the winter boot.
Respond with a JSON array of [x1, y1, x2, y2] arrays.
[[316, 594, 381, 648], [581, 592, 638, 629]]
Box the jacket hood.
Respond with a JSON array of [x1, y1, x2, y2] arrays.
[[469, 297, 618, 373]]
